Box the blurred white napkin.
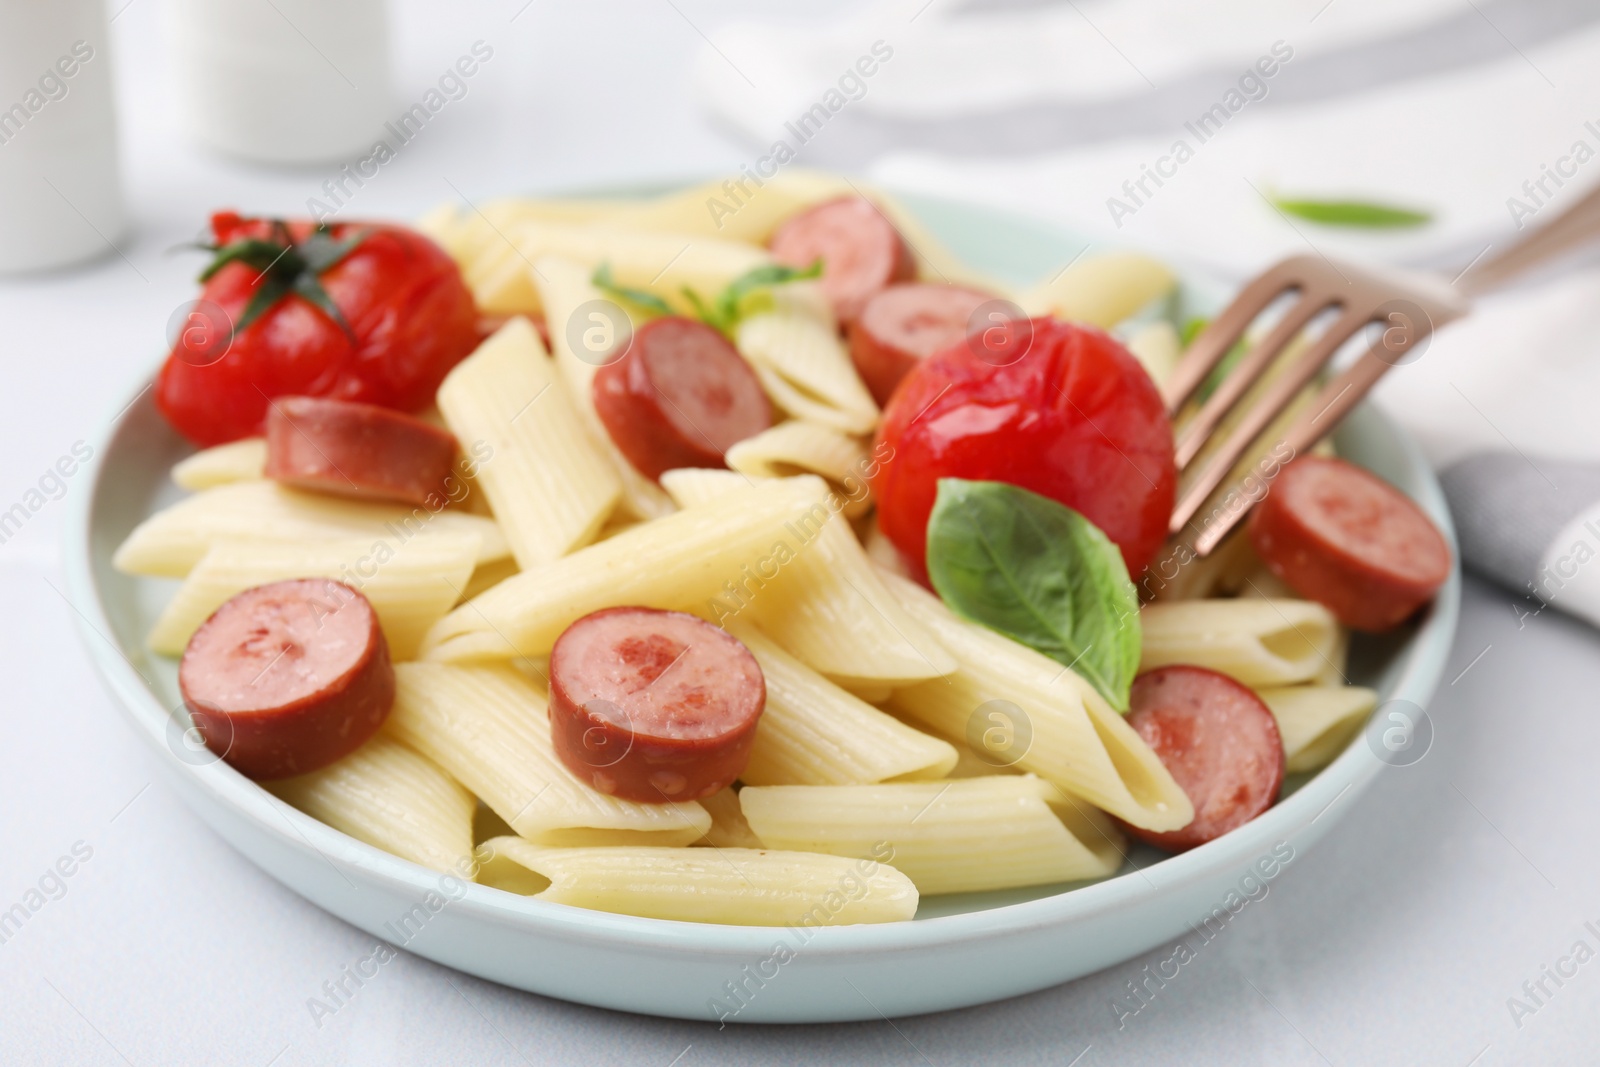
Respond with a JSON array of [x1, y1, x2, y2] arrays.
[[694, 2, 1600, 623], [867, 21, 1600, 277], [695, 0, 1471, 129]]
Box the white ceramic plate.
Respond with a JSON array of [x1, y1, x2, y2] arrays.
[[65, 189, 1459, 1023]]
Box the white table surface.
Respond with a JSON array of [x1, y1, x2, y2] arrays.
[[4, 2, 1599, 1064]]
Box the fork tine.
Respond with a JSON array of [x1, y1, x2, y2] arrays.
[[1160, 257, 1319, 414], [1169, 305, 1368, 535], [1173, 290, 1338, 470], [1189, 335, 1414, 556]]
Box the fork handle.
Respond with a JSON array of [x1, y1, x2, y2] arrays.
[[1457, 177, 1600, 296]]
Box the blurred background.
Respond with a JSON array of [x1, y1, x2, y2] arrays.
[[4, 0, 1600, 1063]]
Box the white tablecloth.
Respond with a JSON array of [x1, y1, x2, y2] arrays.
[[4, 2, 1598, 1064]]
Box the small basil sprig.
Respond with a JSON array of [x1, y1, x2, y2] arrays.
[[685, 260, 822, 336], [926, 479, 1142, 711], [1268, 195, 1432, 229], [591, 263, 675, 318]]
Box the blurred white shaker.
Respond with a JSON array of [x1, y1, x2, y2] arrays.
[[0, 0, 125, 273], [166, 0, 392, 164]]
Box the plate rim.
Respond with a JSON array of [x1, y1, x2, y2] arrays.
[[62, 184, 1462, 961]]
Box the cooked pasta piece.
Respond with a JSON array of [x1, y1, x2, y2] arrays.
[[112, 480, 508, 578], [616, 169, 853, 243], [734, 285, 880, 435], [512, 220, 771, 315], [695, 787, 765, 849], [1139, 599, 1341, 687], [660, 469, 955, 689], [145, 534, 478, 659], [436, 318, 620, 568], [421, 474, 833, 661], [1123, 320, 1182, 387], [1258, 685, 1377, 774], [531, 253, 675, 520], [267, 733, 475, 872], [1017, 251, 1175, 328], [477, 835, 918, 925], [458, 556, 519, 602], [739, 777, 1124, 895], [170, 437, 266, 490], [861, 516, 912, 579], [881, 570, 1193, 832], [1144, 528, 1264, 602], [727, 621, 958, 785], [725, 421, 875, 518], [387, 662, 710, 845]]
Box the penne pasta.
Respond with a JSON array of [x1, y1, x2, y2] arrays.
[[387, 662, 710, 846], [421, 474, 834, 661], [695, 787, 765, 849], [436, 318, 622, 569], [1017, 251, 1175, 328], [144, 534, 478, 659], [112, 480, 508, 579], [170, 437, 266, 490], [727, 621, 958, 786], [1139, 598, 1341, 687], [660, 469, 955, 689], [458, 555, 520, 603], [724, 421, 876, 518], [734, 284, 880, 435], [882, 569, 1193, 832], [616, 169, 853, 243], [1258, 684, 1377, 774], [477, 835, 918, 926], [268, 733, 476, 873], [1123, 320, 1182, 387], [739, 777, 1124, 895], [531, 253, 676, 521]]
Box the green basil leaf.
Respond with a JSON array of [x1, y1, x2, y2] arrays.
[[591, 262, 675, 318], [926, 478, 1142, 711], [1269, 196, 1432, 229], [683, 259, 823, 336]]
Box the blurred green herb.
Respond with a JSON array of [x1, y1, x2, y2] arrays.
[[591, 263, 674, 318], [685, 260, 822, 336], [1268, 196, 1432, 229]]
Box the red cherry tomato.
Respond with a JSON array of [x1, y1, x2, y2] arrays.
[[871, 317, 1175, 578], [155, 212, 478, 447]]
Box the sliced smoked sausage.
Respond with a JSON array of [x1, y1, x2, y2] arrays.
[[1119, 666, 1284, 853], [179, 578, 394, 780], [1249, 455, 1451, 632], [265, 395, 459, 507], [769, 197, 915, 324], [592, 316, 771, 482], [548, 607, 765, 802], [847, 283, 996, 405]]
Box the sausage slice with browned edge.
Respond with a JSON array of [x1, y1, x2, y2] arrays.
[[1249, 455, 1451, 632], [769, 197, 915, 324], [847, 283, 996, 405], [548, 607, 766, 802], [179, 579, 394, 780], [265, 395, 459, 508], [592, 316, 772, 482], [1118, 666, 1284, 853]]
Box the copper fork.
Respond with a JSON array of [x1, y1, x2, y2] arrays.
[[1163, 181, 1600, 557]]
